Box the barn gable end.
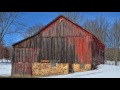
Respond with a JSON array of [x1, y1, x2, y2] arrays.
[[13, 15, 91, 47], [39, 16, 91, 37]]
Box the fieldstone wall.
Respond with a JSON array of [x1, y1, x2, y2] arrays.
[[32, 63, 91, 76], [32, 63, 69, 76], [72, 64, 91, 72]]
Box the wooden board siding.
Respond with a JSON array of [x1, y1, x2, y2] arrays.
[[40, 18, 87, 37], [12, 36, 92, 64], [13, 17, 92, 64], [91, 36, 105, 66], [12, 62, 31, 76], [12, 48, 40, 63]]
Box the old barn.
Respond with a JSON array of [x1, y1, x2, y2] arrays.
[[12, 15, 105, 76]]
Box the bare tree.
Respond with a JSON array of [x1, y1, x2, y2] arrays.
[[0, 12, 26, 45], [110, 18, 120, 65], [59, 12, 85, 24], [23, 23, 44, 38], [83, 16, 109, 44], [0, 44, 10, 62], [0, 44, 4, 60]]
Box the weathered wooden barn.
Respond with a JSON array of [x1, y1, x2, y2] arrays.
[[12, 15, 105, 76]]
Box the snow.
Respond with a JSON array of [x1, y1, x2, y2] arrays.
[[0, 59, 11, 76], [105, 60, 120, 65], [0, 59, 11, 63], [43, 63, 120, 78]]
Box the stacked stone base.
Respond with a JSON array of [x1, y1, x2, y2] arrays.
[[32, 63, 69, 76], [72, 64, 91, 72], [32, 63, 91, 76]]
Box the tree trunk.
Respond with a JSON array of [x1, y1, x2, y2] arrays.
[[2, 58, 3, 63], [115, 49, 117, 66], [115, 59, 117, 65]]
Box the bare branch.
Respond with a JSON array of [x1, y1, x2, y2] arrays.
[[22, 23, 44, 38], [0, 12, 26, 45]]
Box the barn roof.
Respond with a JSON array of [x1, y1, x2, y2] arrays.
[[13, 15, 105, 47]]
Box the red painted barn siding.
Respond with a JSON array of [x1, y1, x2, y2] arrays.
[[74, 36, 91, 64], [12, 62, 31, 76]]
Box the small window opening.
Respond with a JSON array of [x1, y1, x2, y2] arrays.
[[51, 60, 56, 67], [80, 64, 84, 68]]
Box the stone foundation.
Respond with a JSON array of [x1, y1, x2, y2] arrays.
[[12, 62, 92, 76], [84, 64, 91, 70], [72, 64, 91, 72], [32, 63, 69, 76], [32, 63, 91, 76]]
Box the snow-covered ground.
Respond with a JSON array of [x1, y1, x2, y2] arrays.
[[43, 61, 120, 78], [0, 59, 11, 76], [105, 60, 120, 65], [0, 59, 11, 63], [44, 64, 120, 78], [0, 60, 120, 78]]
